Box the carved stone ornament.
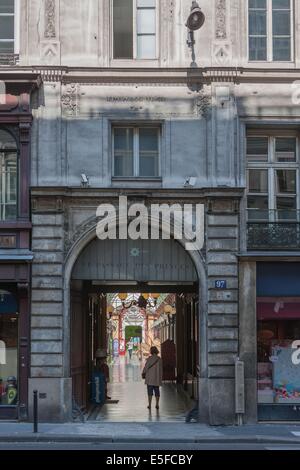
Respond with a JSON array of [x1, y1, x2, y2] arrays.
[[215, 0, 227, 40], [65, 216, 98, 253], [44, 0, 56, 39], [213, 43, 231, 65], [195, 92, 211, 117], [61, 84, 79, 117]]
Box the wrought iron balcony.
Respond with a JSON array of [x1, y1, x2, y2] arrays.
[[0, 54, 19, 66], [247, 210, 300, 251]]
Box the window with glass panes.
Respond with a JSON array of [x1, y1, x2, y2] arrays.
[[248, 0, 292, 61], [247, 133, 298, 220], [113, 126, 160, 177], [0, 1, 15, 53], [113, 0, 156, 59], [0, 129, 18, 221]]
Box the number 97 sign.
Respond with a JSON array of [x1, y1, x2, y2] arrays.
[[215, 280, 227, 289]]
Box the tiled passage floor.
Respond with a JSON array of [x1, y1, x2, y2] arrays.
[[87, 355, 194, 422]]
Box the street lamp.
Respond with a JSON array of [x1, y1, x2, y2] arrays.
[[186, 1, 205, 66]]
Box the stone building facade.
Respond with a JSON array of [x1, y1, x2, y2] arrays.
[[1, 0, 300, 424]]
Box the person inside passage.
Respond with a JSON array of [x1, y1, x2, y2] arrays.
[[95, 349, 111, 400], [142, 346, 163, 410], [127, 338, 134, 360]]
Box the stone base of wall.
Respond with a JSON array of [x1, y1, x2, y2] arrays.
[[198, 378, 236, 425], [244, 379, 258, 424], [28, 378, 72, 422]]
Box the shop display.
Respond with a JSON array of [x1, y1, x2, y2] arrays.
[[0, 314, 18, 407], [257, 363, 274, 403], [257, 300, 300, 406], [272, 341, 300, 403]]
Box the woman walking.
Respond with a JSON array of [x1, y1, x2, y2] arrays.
[[142, 346, 163, 410], [127, 338, 134, 360]]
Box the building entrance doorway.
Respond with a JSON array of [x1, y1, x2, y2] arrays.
[[71, 286, 198, 422], [69, 236, 202, 422]]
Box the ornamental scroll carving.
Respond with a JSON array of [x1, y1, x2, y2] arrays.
[[195, 92, 211, 117], [61, 84, 79, 116], [44, 0, 56, 38], [215, 0, 227, 40], [64, 216, 98, 253]]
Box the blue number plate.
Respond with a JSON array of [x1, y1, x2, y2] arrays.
[[215, 280, 227, 289]]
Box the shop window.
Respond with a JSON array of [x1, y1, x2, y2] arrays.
[[0, 129, 18, 221], [113, 126, 160, 177], [113, 0, 157, 60], [248, 0, 292, 62], [246, 133, 299, 221], [257, 301, 300, 406], [0, 291, 18, 407], [257, 263, 300, 417]]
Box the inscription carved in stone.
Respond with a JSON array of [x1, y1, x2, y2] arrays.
[[106, 97, 166, 103]]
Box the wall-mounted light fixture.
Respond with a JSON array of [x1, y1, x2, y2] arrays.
[[186, 2, 205, 49]]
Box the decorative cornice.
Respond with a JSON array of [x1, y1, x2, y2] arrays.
[[36, 68, 64, 82], [31, 186, 245, 200], [44, 0, 56, 39], [215, 0, 227, 40], [9, 65, 300, 86]]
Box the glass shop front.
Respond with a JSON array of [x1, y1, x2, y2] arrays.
[[0, 290, 18, 412], [257, 263, 300, 421]]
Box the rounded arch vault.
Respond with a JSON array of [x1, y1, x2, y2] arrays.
[[63, 228, 208, 384], [71, 237, 198, 283]]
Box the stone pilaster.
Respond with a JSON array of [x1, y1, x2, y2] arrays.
[[31, 211, 64, 379], [205, 198, 240, 424]]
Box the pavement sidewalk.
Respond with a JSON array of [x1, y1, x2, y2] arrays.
[[0, 422, 300, 444]]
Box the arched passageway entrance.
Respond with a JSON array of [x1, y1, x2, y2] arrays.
[[68, 236, 206, 422]]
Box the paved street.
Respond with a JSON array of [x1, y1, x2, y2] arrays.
[[0, 442, 300, 451], [0, 421, 300, 447]]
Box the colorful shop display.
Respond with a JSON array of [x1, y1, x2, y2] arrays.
[[0, 314, 19, 408], [257, 300, 300, 406], [272, 342, 300, 403]]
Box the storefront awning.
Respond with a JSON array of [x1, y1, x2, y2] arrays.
[[0, 249, 34, 262]]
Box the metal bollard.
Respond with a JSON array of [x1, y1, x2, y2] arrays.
[[33, 390, 38, 433]]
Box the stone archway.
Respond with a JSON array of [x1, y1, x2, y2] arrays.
[[63, 220, 208, 418]]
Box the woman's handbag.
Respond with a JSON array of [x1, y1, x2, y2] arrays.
[[142, 358, 159, 380]]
